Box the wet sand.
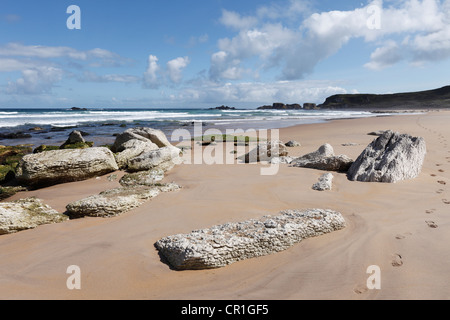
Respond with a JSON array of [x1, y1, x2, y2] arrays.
[[0, 111, 449, 300]]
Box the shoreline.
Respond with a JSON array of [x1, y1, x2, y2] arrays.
[[0, 110, 449, 300]]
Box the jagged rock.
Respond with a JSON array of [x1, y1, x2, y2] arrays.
[[119, 168, 165, 187], [291, 144, 353, 172], [155, 208, 346, 270], [239, 140, 288, 163], [16, 147, 119, 188], [0, 198, 68, 235], [66, 183, 181, 218], [111, 127, 179, 170], [127, 146, 183, 172], [312, 173, 334, 191], [285, 140, 301, 147], [112, 127, 172, 152], [347, 130, 426, 183], [114, 139, 159, 169]]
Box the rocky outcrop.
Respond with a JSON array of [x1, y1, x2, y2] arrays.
[[240, 141, 288, 163], [16, 147, 119, 188], [119, 168, 165, 187], [111, 127, 181, 170], [347, 130, 426, 183], [290, 144, 353, 172], [312, 173, 334, 191], [155, 208, 346, 270], [66, 183, 181, 218], [127, 146, 183, 172], [0, 198, 68, 235]]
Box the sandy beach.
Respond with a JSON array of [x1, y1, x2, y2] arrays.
[[0, 110, 449, 300]]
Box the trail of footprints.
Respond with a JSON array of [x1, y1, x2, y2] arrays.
[[355, 118, 448, 295]]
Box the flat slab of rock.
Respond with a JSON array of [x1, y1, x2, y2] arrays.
[[66, 183, 181, 218], [291, 144, 353, 172], [347, 130, 426, 183], [119, 168, 165, 187], [0, 198, 68, 235], [312, 173, 334, 191], [16, 147, 118, 188], [155, 208, 346, 270]]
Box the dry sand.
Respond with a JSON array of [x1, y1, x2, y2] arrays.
[[1, 111, 449, 300]]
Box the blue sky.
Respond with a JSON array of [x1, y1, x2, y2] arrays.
[[1, 0, 450, 108]]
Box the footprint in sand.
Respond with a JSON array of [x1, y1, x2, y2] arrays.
[[438, 180, 447, 185], [443, 199, 450, 205], [392, 254, 403, 267], [439, 169, 445, 173], [425, 209, 436, 214], [353, 284, 368, 294], [431, 174, 437, 177], [437, 189, 445, 194], [426, 221, 438, 228]]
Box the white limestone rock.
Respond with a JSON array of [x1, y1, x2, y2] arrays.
[[155, 208, 346, 270], [290, 144, 353, 172], [312, 173, 334, 191], [0, 198, 68, 235], [347, 130, 426, 183], [16, 147, 119, 188]]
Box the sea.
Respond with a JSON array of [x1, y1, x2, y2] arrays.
[[0, 108, 397, 148]]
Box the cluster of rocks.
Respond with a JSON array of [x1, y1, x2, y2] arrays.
[[14, 127, 183, 189], [156, 208, 346, 270], [0, 127, 183, 234]]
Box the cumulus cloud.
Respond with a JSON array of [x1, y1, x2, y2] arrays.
[[210, 0, 450, 82], [143, 55, 161, 88], [6, 66, 64, 95], [166, 56, 190, 83], [143, 54, 191, 88]]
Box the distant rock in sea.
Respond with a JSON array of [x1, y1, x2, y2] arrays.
[[0, 132, 32, 140], [70, 107, 87, 111], [347, 130, 426, 183], [209, 105, 236, 110], [155, 208, 346, 270], [257, 103, 302, 110]]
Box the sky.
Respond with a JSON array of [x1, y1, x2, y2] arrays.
[[1, 0, 450, 109]]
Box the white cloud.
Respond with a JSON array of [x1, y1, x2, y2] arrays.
[[210, 0, 450, 81], [166, 56, 190, 83], [176, 79, 348, 105], [143, 54, 191, 88], [6, 66, 64, 95], [80, 71, 140, 83], [364, 41, 403, 70], [143, 55, 161, 88], [219, 9, 258, 30]]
